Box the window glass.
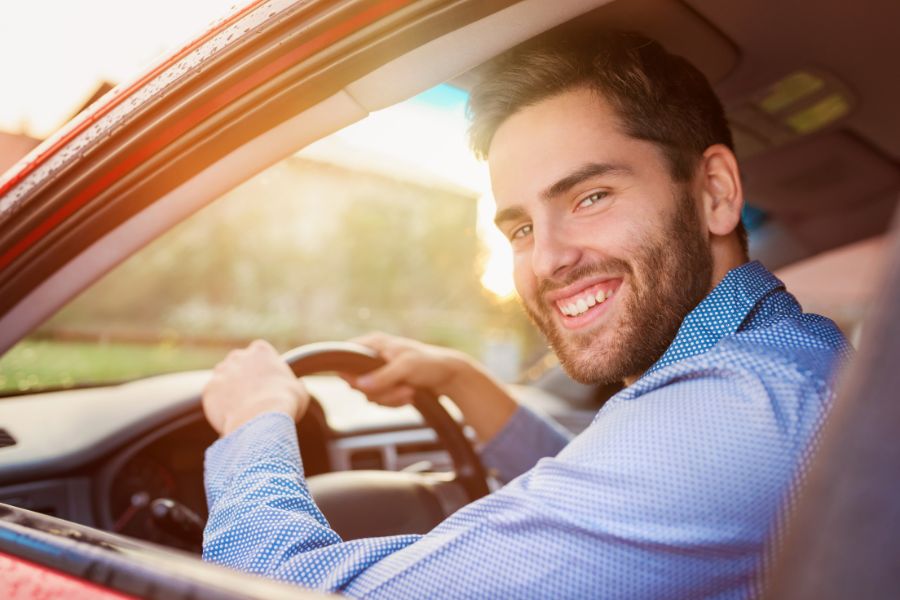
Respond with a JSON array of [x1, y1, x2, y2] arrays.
[[0, 85, 542, 393]]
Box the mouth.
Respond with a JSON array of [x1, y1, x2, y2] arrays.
[[551, 279, 622, 329]]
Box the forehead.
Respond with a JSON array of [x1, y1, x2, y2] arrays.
[[486, 87, 668, 208]]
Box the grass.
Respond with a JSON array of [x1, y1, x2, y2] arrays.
[[0, 339, 229, 393]]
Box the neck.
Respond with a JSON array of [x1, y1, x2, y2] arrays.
[[709, 235, 747, 291], [621, 243, 747, 388]]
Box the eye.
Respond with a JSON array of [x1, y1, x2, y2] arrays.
[[576, 191, 608, 209], [510, 223, 533, 240]]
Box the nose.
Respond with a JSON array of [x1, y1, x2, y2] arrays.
[[531, 223, 582, 280]]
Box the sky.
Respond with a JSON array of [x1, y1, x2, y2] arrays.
[[0, 0, 516, 297], [0, 0, 246, 137]]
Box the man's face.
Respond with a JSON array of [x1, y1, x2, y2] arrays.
[[488, 87, 713, 385]]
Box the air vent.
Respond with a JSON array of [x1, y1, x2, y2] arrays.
[[0, 429, 16, 448]]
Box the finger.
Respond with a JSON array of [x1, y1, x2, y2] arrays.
[[341, 373, 374, 393], [349, 331, 392, 352], [366, 385, 415, 407], [355, 354, 417, 393], [337, 372, 358, 387], [249, 339, 282, 359], [290, 379, 311, 404], [224, 348, 245, 362], [341, 370, 392, 390]]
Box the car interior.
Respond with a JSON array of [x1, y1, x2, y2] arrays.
[[0, 0, 897, 597]]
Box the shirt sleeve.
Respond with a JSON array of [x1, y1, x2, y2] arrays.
[[203, 412, 422, 592], [203, 359, 828, 599], [478, 404, 571, 482], [202, 405, 570, 591]]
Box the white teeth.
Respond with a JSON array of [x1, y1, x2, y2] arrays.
[[559, 286, 618, 317]]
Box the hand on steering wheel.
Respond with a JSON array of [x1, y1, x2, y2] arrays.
[[339, 332, 473, 408], [284, 341, 490, 503], [203, 340, 491, 540], [202, 339, 310, 436]]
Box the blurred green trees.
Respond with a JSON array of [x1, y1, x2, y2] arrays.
[[0, 156, 540, 391]]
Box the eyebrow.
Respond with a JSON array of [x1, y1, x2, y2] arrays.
[[494, 205, 528, 229], [541, 161, 633, 201], [493, 161, 633, 229]]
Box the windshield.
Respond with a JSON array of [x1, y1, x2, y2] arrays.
[[0, 84, 543, 393]]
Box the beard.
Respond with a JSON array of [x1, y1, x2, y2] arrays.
[[521, 189, 713, 385]]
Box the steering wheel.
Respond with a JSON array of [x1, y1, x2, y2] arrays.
[[283, 342, 490, 540]]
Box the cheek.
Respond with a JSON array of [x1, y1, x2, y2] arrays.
[[599, 208, 663, 256], [512, 252, 536, 297], [612, 227, 645, 258], [570, 217, 638, 261]]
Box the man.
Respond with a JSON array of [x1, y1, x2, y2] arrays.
[[201, 32, 848, 598]]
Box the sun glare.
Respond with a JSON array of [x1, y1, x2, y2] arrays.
[[300, 84, 516, 300], [477, 196, 517, 299], [0, 2, 515, 299], [0, 0, 246, 137]]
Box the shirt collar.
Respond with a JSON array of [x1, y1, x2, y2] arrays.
[[644, 260, 784, 376]]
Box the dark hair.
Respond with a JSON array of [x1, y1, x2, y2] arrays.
[[468, 30, 747, 253]]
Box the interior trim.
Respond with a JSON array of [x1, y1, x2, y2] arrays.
[[346, 0, 610, 110]]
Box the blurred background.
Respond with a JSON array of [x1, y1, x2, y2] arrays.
[[0, 1, 542, 392], [0, 1, 886, 394]]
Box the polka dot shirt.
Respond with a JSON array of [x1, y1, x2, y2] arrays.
[[203, 261, 850, 598]]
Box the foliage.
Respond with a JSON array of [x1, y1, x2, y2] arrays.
[[0, 157, 543, 391], [0, 340, 226, 392]]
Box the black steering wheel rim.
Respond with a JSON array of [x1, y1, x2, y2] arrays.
[[282, 341, 490, 502]]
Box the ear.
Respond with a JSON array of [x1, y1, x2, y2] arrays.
[[696, 144, 743, 237]]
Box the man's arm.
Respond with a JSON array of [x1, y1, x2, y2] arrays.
[[203, 334, 570, 474], [203, 411, 422, 591], [198, 337, 569, 592], [341, 333, 519, 443], [204, 353, 824, 598], [344, 333, 571, 479], [201, 339, 309, 437]]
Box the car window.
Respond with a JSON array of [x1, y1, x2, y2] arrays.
[[0, 84, 545, 394]]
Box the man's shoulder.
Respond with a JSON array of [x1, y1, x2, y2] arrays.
[[667, 310, 850, 426], [628, 308, 849, 415], [724, 309, 850, 381]]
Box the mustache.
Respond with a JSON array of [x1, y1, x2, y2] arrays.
[[536, 258, 632, 300]]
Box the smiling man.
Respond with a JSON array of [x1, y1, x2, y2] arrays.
[[489, 89, 722, 387], [201, 32, 849, 598]]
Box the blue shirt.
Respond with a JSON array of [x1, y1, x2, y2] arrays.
[[203, 261, 849, 598]]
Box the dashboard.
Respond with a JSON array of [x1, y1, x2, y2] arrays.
[[0, 370, 597, 552], [98, 413, 217, 549]]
